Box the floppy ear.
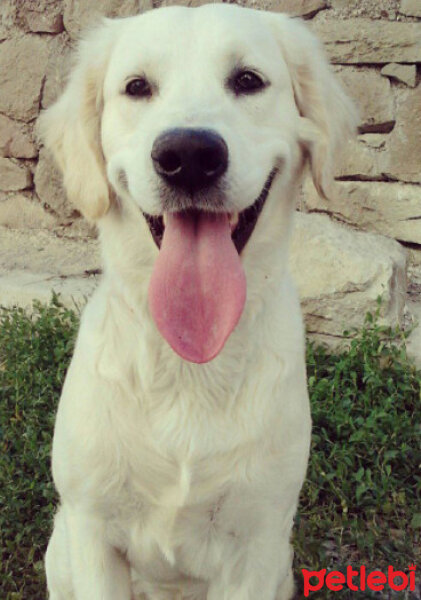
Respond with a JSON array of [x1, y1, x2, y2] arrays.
[[268, 15, 358, 198], [38, 22, 116, 220]]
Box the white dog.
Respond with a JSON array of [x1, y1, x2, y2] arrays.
[[39, 4, 356, 599]]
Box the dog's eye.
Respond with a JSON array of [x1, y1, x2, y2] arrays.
[[125, 78, 152, 98], [232, 70, 266, 95]]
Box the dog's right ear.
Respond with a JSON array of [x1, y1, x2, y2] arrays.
[[263, 14, 358, 200], [38, 22, 116, 221]]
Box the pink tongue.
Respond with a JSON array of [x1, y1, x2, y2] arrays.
[[148, 212, 246, 363]]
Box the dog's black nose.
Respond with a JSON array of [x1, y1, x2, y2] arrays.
[[151, 128, 228, 194]]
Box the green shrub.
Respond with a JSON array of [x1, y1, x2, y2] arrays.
[[294, 311, 420, 598], [0, 297, 78, 599]]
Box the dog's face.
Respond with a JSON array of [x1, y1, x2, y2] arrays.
[[39, 5, 356, 363], [101, 6, 296, 225]]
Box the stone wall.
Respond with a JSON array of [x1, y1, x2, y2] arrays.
[[0, 0, 419, 240], [0, 0, 420, 341]]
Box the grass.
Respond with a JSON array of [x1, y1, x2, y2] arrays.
[[0, 298, 78, 600], [0, 297, 419, 599], [295, 309, 420, 598]]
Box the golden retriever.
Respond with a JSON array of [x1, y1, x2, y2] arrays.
[[39, 4, 356, 599]]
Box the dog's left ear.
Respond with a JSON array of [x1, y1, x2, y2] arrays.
[[37, 21, 117, 220], [266, 14, 358, 198]]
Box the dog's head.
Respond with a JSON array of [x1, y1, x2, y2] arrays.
[[39, 5, 357, 363]]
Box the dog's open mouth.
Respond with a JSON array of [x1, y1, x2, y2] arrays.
[[143, 167, 278, 254], [146, 168, 278, 364]]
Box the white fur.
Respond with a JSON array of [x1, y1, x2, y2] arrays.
[[39, 5, 356, 600]]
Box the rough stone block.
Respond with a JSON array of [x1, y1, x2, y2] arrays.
[[336, 68, 394, 132], [0, 227, 100, 276], [42, 33, 73, 109], [311, 20, 421, 64], [0, 115, 37, 159], [0, 158, 32, 191], [19, 0, 64, 33], [0, 2, 14, 39], [0, 228, 100, 308], [161, 0, 327, 17], [400, 0, 421, 17], [64, 0, 153, 39], [407, 300, 421, 369], [383, 87, 421, 184], [303, 178, 421, 245], [0, 194, 57, 229], [290, 212, 407, 337], [0, 36, 49, 121], [335, 135, 387, 180], [327, 0, 397, 19], [0, 0, 63, 33], [160, 0, 223, 6], [381, 63, 417, 88], [261, 0, 327, 17]]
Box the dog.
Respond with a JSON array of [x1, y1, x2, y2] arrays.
[[39, 4, 356, 599]]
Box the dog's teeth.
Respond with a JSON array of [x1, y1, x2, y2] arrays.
[[229, 212, 239, 231]]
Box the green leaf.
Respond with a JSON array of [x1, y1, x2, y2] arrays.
[[411, 513, 421, 529]]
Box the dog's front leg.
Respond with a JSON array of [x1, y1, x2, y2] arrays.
[[206, 519, 295, 600], [62, 505, 131, 600]]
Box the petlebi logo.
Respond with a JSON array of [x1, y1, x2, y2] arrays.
[[302, 564, 417, 596]]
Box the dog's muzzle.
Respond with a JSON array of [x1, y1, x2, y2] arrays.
[[143, 166, 278, 254]]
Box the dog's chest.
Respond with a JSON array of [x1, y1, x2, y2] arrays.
[[99, 391, 262, 581], [60, 319, 288, 582], [103, 452, 240, 584]]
